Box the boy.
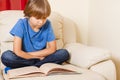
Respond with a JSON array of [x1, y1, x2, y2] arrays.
[[1, 0, 69, 70]]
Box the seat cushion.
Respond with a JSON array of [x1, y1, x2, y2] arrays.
[[3, 64, 105, 80], [64, 43, 111, 68]]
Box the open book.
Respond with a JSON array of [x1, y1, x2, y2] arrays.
[[7, 63, 81, 79]]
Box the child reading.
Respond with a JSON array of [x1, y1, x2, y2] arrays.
[[1, 0, 70, 73]]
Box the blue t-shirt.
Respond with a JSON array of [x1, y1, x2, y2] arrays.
[[10, 18, 55, 52]]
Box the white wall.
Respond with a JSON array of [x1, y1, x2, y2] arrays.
[[88, 0, 120, 80], [49, 0, 89, 44]]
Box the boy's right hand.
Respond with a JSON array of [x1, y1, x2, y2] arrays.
[[39, 57, 45, 60]]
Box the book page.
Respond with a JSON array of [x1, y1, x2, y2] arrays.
[[7, 63, 82, 79], [8, 66, 44, 79], [47, 68, 78, 75], [39, 63, 77, 75], [10, 72, 45, 79]]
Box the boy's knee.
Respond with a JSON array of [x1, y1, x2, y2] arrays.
[[57, 49, 70, 60], [61, 49, 69, 56], [1, 50, 14, 62], [62, 49, 70, 60]]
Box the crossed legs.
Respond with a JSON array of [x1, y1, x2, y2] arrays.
[[1, 49, 70, 68]]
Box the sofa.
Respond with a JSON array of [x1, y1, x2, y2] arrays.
[[0, 10, 116, 80]]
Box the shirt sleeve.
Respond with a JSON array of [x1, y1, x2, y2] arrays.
[[10, 19, 24, 39], [47, 20, 56, 42]]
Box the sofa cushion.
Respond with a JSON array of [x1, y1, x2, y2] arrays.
[[90, 60, 116, 80], [0, 10, 24, 43], [48, 12, 64, 49], [64, 43, 111, 68]]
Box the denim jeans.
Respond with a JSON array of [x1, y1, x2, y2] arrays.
[[1, 49, 70, 68]]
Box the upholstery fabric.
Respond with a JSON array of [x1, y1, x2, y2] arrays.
[[64, 43, 111, 68], [90, 60, 116, 80], [48, 12, 64, 49]]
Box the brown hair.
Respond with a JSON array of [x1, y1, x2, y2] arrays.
[[24, 0, 51, 19]]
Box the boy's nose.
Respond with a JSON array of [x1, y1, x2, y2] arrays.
[[37, 20, 43, 24]]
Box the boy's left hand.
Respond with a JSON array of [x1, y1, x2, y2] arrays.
[[29, 53, 45, 60]]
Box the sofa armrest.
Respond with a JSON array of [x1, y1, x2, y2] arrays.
[[90, 60, 116, 80], [64, 43, 111, 68]]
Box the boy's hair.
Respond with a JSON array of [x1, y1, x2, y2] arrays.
[[24, 0, 51, 19]]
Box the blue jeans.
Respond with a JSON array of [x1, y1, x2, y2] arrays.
[[1, 49, 70, 68]]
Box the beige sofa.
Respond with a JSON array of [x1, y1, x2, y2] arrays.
[[0, 10, 116, 80]]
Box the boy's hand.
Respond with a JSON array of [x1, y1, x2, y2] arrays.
[[39, 57, 45, 60], [29, 53, 45, 60], [33, 56, 45, 60]]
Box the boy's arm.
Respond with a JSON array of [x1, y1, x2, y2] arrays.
[[13, 36, 41, 59], [28, 40, 57, 57]]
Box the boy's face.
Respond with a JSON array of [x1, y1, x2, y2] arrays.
[[29, 16, 47, 28]]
